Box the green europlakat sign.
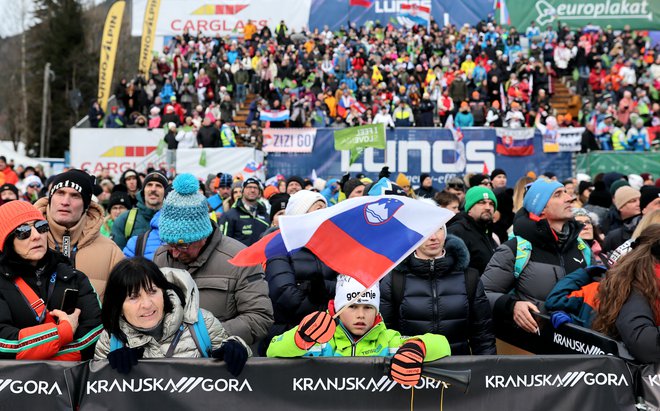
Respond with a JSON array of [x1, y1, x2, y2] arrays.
[[506, 0, 660, 30]]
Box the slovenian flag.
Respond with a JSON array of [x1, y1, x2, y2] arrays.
[[229, 196, 453, 288], [399, 3, 430, 28], [260, 109, 290, 122], [495, 128, 535, 156]]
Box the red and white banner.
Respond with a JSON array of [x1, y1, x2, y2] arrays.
[[131, 0, 312, 37]]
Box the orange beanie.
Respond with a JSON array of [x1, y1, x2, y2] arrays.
[[0, 201, 45, 251]]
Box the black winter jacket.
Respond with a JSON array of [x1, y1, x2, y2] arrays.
[[615, 286, 660, 363], [219, 199, 270, 246], [380, 235, 496, 355], [482, 210, 588, 319], [265, 248, 338, 341], [0, 250, 102, 360], [602, 215, 640, 253], [447, 212, 498, 275]]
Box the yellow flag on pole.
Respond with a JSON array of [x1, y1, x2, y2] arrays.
[[97, 0, 125, 112], [138, 0, 161, 79]]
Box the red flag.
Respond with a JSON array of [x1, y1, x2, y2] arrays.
[[482, 162, 489, 175]]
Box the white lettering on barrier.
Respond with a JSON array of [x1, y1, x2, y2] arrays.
[[86, 378, 252, 394], [552, 333, 606, 355], [484, 372, 628, 388], [0, 379, 62, 395], [292, 376, 448, 392]]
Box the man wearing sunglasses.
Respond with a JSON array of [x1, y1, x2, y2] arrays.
[[443, 177, 466, 206], [34, 169, 124, 298]]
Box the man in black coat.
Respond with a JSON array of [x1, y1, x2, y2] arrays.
[[196, 117, 222, 148], [447, 186, 499, 275]]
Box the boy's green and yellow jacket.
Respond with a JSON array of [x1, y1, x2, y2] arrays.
[[267, 301, 451, 359]]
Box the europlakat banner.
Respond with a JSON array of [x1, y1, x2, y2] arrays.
[[506, 0, 660, 30], [138, 0, 161, 79], [131, 0, 312, 37], [98, 0, 125, 111]]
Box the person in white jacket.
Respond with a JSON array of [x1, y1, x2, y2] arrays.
[[176, 117, 199, 149], [372, 106, 395, 128]]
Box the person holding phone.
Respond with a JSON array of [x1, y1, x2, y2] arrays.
[[0, 201, 102, 361]]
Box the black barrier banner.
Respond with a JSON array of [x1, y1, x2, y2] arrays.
[[495, 313, 634, 360], [0, 360, 77, 410], [68, 356, 636, 411], [639, 364, 660, 411]]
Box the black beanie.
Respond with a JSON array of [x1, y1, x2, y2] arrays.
[[0, 184, 19, 198], [143, 171, 169, 189], [108, 191, 133, 210], [469, 173, 489, 188], [343, 178, 364, 197], [578, 181, 593, 196], [286, 176, 305, 190], [640, 186, 660, 213], [490, 168, 506, 180], [588, 181, 612, 208], [49, 169, 94, 210], [378, 166, 391, 180], [269, 193, 290, 221]]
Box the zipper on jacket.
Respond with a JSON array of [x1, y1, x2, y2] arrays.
[[430, 259, 438, 332], [35, 267, 44, 287]]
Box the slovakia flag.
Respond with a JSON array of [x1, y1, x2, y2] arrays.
[[260, 109, 290, 122], [229, 196, 453, 288]]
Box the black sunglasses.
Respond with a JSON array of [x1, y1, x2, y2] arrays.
[[14, 220, 49, 240], [447, 183, 465, 190]]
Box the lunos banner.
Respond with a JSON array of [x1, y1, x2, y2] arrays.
[[131, 0, 312, 37], [506, 0, 658, 30], [98, 0, 125, 112], [138, 0, 161, 79]]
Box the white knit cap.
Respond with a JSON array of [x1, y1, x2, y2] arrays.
[[285, 190, 327, 216], [334, 275, 380, 313], [627, 174, 644, 191]]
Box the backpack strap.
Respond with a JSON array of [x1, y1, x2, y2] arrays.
[[124, 208, 139, 239], [390, 270, 406, 330], [13, 274, 56, 324], [135, 229, 151, 258], [513, 236, 532, 279], [109, 334, 123, 352], [188, 309, 212, 358]]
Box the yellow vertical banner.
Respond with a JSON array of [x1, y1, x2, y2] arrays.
[[138, 0, 161, 79], [97, 0, 126, 112]]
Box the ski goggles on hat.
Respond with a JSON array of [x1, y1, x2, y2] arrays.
[[14, 220, 49, 240]]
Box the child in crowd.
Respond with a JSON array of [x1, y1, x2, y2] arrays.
[[267, 275, 451, 386]]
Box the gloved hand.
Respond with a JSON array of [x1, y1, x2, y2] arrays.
[[107, 346, 144, 374], [551, 311, 573, 329], [389, 340, 426, 387], [212, 340, 249, 377], [295, 311, 336, 349]]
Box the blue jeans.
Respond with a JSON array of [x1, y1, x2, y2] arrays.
[[236, 84, 247, 104]]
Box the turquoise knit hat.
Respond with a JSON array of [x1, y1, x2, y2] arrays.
[[523, 178, 564, 216], [464, 186, 498, 212], [159, 174, 212, 244]]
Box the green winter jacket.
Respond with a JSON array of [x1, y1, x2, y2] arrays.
[[267, 313, 451, 360]]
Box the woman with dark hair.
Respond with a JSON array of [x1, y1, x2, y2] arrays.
[[593, 224, 660, 363], [94, 257, 250, 375], [0, 201, 102, 360]]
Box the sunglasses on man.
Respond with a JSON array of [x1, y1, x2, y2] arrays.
[[14, 220, 49, 240]]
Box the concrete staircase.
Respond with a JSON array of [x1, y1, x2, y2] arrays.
[[233, 93, 259, 144], [550, 79, 572, 117]]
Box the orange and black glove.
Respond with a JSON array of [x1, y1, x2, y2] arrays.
[[295, 311, 336, 349], [389, 340, 426, 387]]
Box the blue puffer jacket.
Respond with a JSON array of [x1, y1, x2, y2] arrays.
[[123, 211, 163, 261], [380, 235, 496, 355]]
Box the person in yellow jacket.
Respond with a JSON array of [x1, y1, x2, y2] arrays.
[[268, 275, 451, 387]]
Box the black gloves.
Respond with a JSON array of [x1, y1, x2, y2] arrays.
[[212, 340, 249, 377], [108, 347, 144, 374]]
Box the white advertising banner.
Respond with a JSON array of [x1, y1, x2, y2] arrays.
[[131, 0, 312, 37], [70, 128, 166, 175], [175, 148, 265, 180], [262, 128, 317, 153], [70, 128, 265, 181]]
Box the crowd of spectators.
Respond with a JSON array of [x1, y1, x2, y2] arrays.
[[90, 17, 660, 152]]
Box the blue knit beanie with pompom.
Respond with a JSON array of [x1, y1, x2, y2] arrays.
[[159, 173, 213, 244]]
